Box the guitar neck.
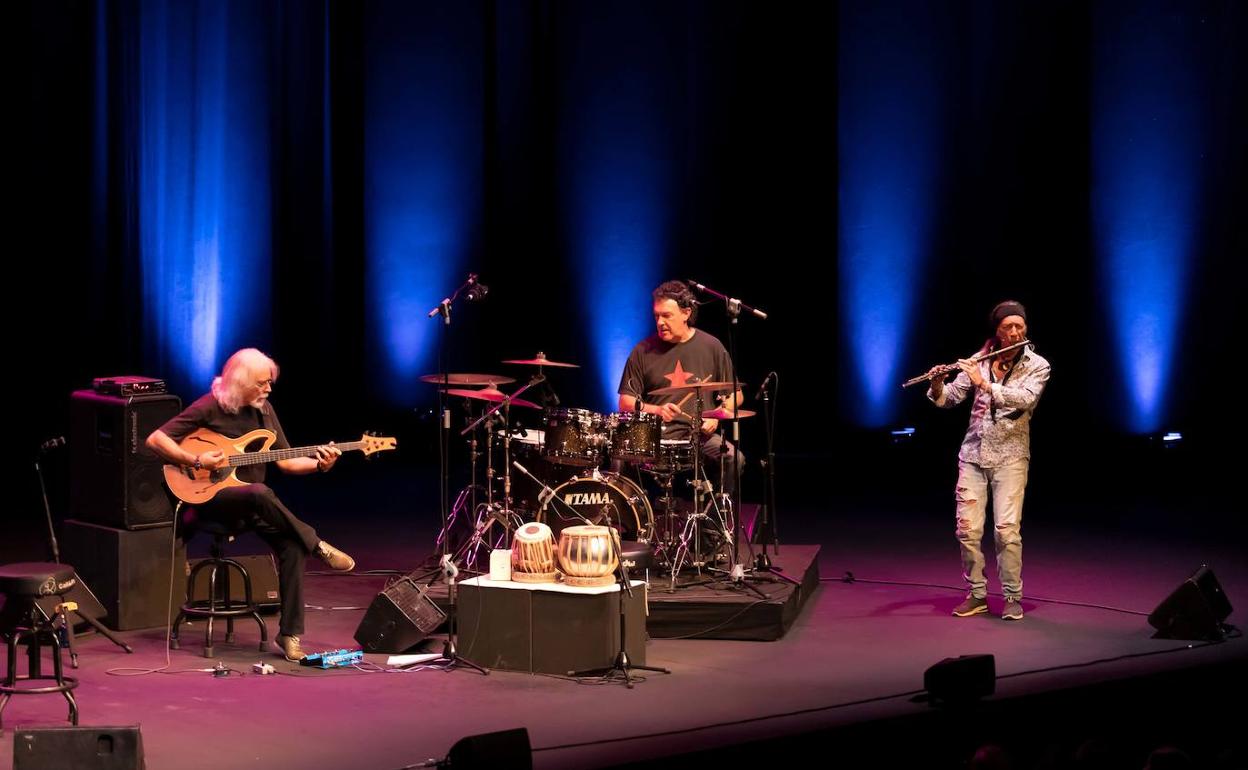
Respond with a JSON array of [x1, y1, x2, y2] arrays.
[[229, 441, 368, 467]]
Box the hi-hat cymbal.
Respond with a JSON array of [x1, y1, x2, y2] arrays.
[[420, 373, 516, 386], [701, 407, 757, 420], [649, 380, 741, 396], [444, 388, 540, 409], [502, 352, 579, 368]]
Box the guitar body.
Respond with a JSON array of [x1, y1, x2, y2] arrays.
[[163, 427, 396, 504], [164, 428, 278, 504]]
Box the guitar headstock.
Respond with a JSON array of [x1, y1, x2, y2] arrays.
[[359, 433, 397, 456]]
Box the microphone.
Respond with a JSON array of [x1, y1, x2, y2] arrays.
[[464, 276, 489, 302], [39, 436, 66, 454], [754, 372, 775, 401], [687, 279, 768, 320], [439, 554, 459, 582]]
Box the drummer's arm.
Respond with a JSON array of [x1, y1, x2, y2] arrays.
[[619, 393, 682, 422]]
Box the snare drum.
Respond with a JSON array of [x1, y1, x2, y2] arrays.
[[510, 521, 557, 583], [648, 438, 693, 472], [556, 525, 618, 587], [543, 408, 610, 466], [608, 412, 661, 463]]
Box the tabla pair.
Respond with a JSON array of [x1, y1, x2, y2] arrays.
[[509, 521, 620, 588]]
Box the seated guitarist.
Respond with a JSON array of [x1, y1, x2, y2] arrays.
[[146, 347, 356, 661]]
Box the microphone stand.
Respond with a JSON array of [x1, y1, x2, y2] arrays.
[[750, 373, 797, 585], [423, 274, 490, 675], [426, 273, 484, 572], [34, 440, 135, 655], [513, 462, 669, 687]]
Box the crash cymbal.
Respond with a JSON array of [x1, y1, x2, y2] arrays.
[[444, 388, 540, 409], [502, 352, 579, 368], [649, 380, 741, 396], [701, 407, 757, 420], [419, 373, 516, 386]]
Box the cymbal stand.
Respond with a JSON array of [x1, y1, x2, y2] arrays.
[[668, 389, 719, 590], [461, 374, 546, 547]]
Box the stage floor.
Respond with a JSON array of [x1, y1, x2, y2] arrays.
[[1, 505, 1245, 769]]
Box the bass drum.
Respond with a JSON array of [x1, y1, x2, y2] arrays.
[[538, 472, 653, 544]]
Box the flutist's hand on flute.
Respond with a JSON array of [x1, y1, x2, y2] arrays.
[[926, 364, 953, 398]]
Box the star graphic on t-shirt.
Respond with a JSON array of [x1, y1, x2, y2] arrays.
[[663, 360, 697, 389]]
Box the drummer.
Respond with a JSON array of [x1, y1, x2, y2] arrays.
[[617, 280, 745, 498]]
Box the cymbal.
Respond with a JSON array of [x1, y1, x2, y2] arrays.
[[444, 388, 540, 409], [649, 380, 741, 396], [419, 373, 516, 386], [502, 352, 579, 368], [701, 408, 757, 420]]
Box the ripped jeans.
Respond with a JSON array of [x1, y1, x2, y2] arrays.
[[955, 458, 1028, 601]]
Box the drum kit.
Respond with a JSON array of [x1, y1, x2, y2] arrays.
[[426, 353, 751, 589]]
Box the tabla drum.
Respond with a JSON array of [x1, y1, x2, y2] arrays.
[[510, 521, 557, 583], [556, 525, 618, 588], [538, 472, 653, 543], [542, 408, 609, 466], [608, 412, 661, 463]]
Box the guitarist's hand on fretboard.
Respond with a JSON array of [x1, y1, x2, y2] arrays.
[[314, 444, 342, 473]]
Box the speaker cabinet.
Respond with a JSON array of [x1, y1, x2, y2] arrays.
[[353, 577, 447, 653], [445, 728, 531, 770], [1148, 564, 1233, 641], [70, 390, 181, 530], [62, 519, 186, 631], [924, 654, 996, 703], [12, 725, 145, 770], [188, 554, 281, 609]]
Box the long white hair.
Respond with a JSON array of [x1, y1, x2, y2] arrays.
[[211, 348, 278, 414]]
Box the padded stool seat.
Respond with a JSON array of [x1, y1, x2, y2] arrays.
[[0, 562, 80, 727]]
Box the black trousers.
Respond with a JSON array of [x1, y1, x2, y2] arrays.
[[190, 484, 320, 636]]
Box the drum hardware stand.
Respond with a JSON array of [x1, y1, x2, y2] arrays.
[[462, 374, 546, 548], [568, 531, 669, 687]]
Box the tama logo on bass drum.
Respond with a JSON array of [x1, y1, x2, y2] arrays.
[[564, 492, 612, 506]]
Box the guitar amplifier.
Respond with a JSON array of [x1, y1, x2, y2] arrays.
[[70, 390, 182, 529]]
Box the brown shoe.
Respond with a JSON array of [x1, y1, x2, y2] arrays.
[[315, 541, 355, 572], [276, 634, 307, 661], [952, 595, 989, 617], [1002, 597, 1024, 621]]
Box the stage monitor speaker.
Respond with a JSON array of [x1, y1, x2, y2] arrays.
[[445, 728, 531, 770], [924, 654, 996, 704], [70, 390, 182, 530], [1148, 564, 1233, 641], [12, 725, 145, 770], [188, 554, 281, 609], [353, 576, 446, 653], [62, 519, 186, 631]]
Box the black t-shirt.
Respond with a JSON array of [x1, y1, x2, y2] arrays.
[[617, 329, 734, 440], [159, 393, 291, 484]]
